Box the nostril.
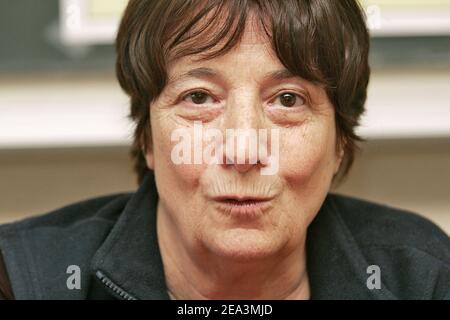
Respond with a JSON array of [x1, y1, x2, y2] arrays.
[[225, 153, 235, 165]]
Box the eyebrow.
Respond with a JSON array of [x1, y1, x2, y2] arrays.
[[168, 67, 217, 85], [263, 69, 299, 82], [168, 67, 300, 86]]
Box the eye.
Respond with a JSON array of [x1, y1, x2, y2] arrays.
[[182, 91, 215, 105], [271, 92, 306, 108]]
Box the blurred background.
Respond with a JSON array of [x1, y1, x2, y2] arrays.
[[0, 0, 449, 234]]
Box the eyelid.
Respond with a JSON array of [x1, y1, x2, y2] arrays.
[[176, 88, 225, 108], [180, 89, 217, 105]]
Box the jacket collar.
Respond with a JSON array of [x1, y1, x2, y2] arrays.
[[91, 171, 169, 299], [91, 171, 397, 300]]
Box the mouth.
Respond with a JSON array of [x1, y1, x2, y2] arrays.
[[212, 195, 274, 218]]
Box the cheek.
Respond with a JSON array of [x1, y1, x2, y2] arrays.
[[278, 122, 337, 190], [275, 124, 337, 231], [151, 125, 203, 191], [148, 113, 210, 215]]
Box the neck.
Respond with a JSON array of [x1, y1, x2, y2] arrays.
[[157, 204, 310, 300]]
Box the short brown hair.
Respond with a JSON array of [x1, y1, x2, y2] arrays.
[[116, 0, 370, 185]]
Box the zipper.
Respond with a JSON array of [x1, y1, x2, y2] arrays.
[[95, 270, 138, 300]]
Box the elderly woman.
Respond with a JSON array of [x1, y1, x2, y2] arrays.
[[0, 0, 449, 300]]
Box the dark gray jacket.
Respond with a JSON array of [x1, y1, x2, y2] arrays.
[[0, 171, 449, 299]]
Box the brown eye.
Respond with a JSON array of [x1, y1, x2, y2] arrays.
[[278, 93, 304, 108], [280, 93, 296, 107], [188, 91, 209, 104]]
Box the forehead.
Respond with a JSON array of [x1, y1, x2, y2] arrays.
[[166, 16, 287, 85]]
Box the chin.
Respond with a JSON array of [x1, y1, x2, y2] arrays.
[[205, 228, 282, 262]]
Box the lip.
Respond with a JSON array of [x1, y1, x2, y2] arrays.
[[212, 194, 275, 202], [211, 195, 274, 218]]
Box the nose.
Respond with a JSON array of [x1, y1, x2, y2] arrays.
[[219, 90, 269, 174]]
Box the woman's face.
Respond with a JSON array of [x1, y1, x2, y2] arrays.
[[146, 19, 343, 261]]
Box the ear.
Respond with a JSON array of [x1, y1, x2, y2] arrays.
[[144, 147, 155, 170], [333, 144, 345, 175], [141, 126, 154, 170]]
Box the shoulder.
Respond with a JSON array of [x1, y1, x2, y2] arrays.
[[327, 193, 450, 254], [0, 192, 134, 263], [326, 193, 450, 299], [0, 193, 134, 299]]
